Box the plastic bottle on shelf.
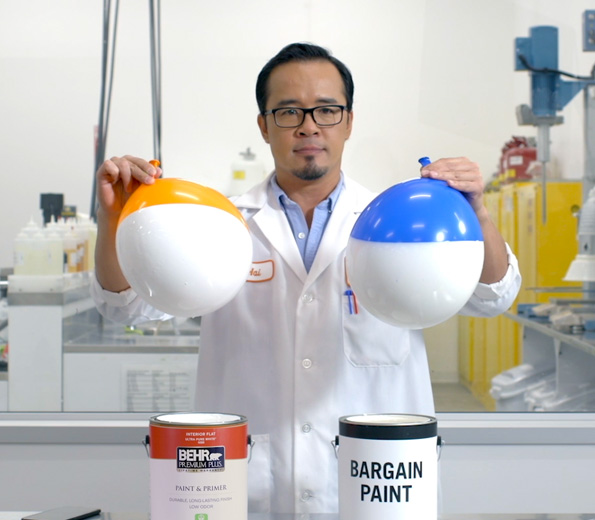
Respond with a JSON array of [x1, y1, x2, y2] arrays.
[[63, 228, 79, 273], [44, 228, 65, 275], [13, 218, 41, 275], [87, 221, 97, 271], [77, 216, 98, 271], [74, 221, 86, 272], [29, 230, 47, 274], [22, 217, 41, 237], [228, 147, 266, 196], [13, 230, 33, 275]]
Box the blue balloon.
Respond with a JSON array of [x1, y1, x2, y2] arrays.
[[350, 178, 483, 243]]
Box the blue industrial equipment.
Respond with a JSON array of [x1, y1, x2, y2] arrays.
[[516, 26, 588, 117], [515, 21, 595, 223]]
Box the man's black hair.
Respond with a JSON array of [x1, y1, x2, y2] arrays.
[[255, 42, 354, 115]]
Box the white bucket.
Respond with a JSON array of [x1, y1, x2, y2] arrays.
[[148, 412, 250, 520], [336, 413, 438, 520]]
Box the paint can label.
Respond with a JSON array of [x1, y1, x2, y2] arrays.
[[149, 413, 248, 520], [338, 414, 437, 520]]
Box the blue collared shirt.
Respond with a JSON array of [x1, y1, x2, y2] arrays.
[[271, 174, 344, 272]]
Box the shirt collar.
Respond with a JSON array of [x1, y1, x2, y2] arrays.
[[270, 172, 344, 212]]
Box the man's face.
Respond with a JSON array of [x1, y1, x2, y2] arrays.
[[257, 60, 353, 184]]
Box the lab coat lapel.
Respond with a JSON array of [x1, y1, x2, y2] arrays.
[[252, 199, 308, 283], [305, 181, 366, 285]]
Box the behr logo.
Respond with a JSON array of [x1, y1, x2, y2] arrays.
[[177, 446, 225, 470]]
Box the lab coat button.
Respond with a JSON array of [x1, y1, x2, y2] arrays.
[[302, 293, 314, 303], [302, 358, 312, 369], [302, 423, 312, 433], [300, 490, 312, 501]]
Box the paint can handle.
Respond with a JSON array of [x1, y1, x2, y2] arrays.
[[331, 435, 339, 459], [247, 434, 255, 463], [332, 435, 442, 459], [142, 435, 150, 458], [437, 435, 444, 461]]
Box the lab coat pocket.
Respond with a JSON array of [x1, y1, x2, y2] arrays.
[[248, 433, 272, 513], [342, 304, 411, 367]]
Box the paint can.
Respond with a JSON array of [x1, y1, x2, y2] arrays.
[[147, 412, 250, 520], [336, 414, 438, 520]]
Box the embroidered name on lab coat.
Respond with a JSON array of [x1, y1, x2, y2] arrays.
[[247, 260, 275, 282]]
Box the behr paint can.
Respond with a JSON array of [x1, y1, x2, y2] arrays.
[[148, 412, 249, 520], [337, 414, 438, 520]]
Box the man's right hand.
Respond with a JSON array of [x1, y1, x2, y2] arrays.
[[96, 155, 162, 219], [94, 155, 161, 293]]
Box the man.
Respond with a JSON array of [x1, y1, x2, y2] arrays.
[[92, 43, 521, 514]]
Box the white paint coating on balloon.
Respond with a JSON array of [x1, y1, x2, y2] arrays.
[[116, 203, 253, 317], [345, 239, 484, 329]]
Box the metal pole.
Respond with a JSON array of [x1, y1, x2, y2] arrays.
[[536, 124, 550, 224]]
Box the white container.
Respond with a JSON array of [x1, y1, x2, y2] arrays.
[[44, 229, 65, 275], [336, 414, 438, 520], [148, 412, 250, 520], [228, 147, 265, 196], [78, 218, 97, 271], [29, 231, 48, 274], [525, 375, 558, 411], [13, 231, 33, 275], [13, 218, 41, 275], [86, 223, 97, 271], [63, 229, 79, 273], [537, 385, 595, 412], [490, 364, 555, 411]]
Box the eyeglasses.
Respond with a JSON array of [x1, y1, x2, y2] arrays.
[[264, 105, 347, 128]]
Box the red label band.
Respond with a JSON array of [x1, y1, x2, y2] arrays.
[[149, 423, 249, 460]]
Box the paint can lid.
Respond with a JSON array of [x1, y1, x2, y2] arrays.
[[339, 414, 437, 440], [150, 412, 247, 427]]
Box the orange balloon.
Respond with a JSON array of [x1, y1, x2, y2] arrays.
[[118, 178, 248, 228]]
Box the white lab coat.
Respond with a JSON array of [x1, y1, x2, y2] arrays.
[[92, 173, 521, 514]]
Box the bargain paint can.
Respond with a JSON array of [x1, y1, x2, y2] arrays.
[[336, 414, 438, 520], [148, 412, 250, 520]]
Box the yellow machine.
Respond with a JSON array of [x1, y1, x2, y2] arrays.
[[459, 180, 582, 409]]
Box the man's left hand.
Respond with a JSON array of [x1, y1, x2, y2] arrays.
[[420, 157, 484, 214]]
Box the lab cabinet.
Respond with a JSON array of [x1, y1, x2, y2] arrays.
[[458, 189, 522, 407], [514, 181, 582, 303], [459, 181, 582, 409], [6, 274, 199, 412]]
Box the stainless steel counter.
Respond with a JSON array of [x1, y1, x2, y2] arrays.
[[505, 310, 595, 356], [3, 514, 595, 520]]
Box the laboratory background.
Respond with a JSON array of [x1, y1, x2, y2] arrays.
[[2, 0, 595, 516]]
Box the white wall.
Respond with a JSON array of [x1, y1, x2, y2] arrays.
[[2, 0, 594, 266], [1, 0, 594, 381]]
